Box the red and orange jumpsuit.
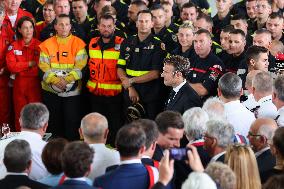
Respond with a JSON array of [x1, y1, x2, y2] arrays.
[[0, 8, 34, 130], [6, 38, 42, 131]]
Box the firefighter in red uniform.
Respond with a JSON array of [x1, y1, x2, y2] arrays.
[[6, 16, 42, 131], [2, 0, 34, 46], [87, 14, 124, 145], [0, 6, 11, 128]]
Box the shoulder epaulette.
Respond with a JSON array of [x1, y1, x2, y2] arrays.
[[154, 36, 161, 41], [36, 21, 44, 26], [120, 0, 127, 4], [213, 41, 222, 47], [36, 0, 46, 5], [87, 16, 95, 21], [120, 22, 126, 28], [167, 28, 173, 33]]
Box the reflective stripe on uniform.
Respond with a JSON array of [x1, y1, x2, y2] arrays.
[[117, 59, 126, 66], [89, 49, 120, 59], [126, 69, 149, 76], [87, 80, 122, 90], [50, 63, 75, 69]]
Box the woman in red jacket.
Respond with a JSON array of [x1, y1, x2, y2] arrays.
[[6, 16, 42, 131]]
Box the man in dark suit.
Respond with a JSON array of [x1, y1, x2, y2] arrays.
[[94, 123, 159, 189], [162, 55, 202, 114], [203, 120, 235, 163], [52, 141, 98, 189], [0, 139, 49, 189], [247, 118, 278, 183]]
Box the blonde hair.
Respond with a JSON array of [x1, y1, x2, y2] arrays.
[[225, 144, 261, 189]]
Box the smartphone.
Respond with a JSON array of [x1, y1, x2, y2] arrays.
[[169, 148, 189, 161]]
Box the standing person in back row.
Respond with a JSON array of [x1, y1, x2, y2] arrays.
[[117, 10, 167, 120], [38, 14, 88, 140], [87, 14, 124, 144]]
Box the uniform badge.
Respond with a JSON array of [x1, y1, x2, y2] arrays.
[[172, 34, 177, 42], [62, 52, 68, 57], [125, 54, 130, 60], [114, 44, 120, 50], [193, 73, 197, 78], [126, 47, 130, 52], [14, 50, 22, 55], [135, 48, 139, 52], [7, 45, 13, 51], [161, 43, 166, 51]]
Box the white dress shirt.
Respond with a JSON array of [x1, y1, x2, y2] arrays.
[[242, 94, 258, 111], [88, 143, 120, 180], [256, 95, 278, 119], [0, 131, 48, 180], [209, 151, 226, 163], [224, 100, 256, 137]]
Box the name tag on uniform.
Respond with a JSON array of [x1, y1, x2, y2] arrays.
[[14, 50, 22, 55], [135, 48, 139, 52]]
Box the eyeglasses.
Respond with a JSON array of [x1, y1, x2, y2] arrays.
[[247, 131, 262, 138]]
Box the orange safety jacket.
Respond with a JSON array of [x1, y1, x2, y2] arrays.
[[39, 35, 87, 97], [87, 36, 124, 96]]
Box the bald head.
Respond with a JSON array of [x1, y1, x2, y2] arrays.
[[251, 118, 277, 139], [80, 113, 108, 143], [249, 118, 277, 152]]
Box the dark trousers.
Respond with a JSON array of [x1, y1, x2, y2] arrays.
[[43, 91, 82, 141], [89, 92, 123, 146]]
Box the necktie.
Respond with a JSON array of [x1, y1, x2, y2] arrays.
[[167, 90, 176, 105]]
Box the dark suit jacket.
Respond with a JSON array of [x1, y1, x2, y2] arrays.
[[165, 83, 202, 114], [256, 149, 276, 183], [152, 144, 164, 162], [52, 179, 98, 189], [0, 175, 49, 189], [94, 163, 152, 189]]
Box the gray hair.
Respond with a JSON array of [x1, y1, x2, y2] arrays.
[[273, 75, 284, 102], [218, 73, 242, 99], [20, 103, 49, 130], [182, 107, 209, 141], [202, 97, 226, 121], [80, 112, 108, 140], [206, 120, 235, 148], [182, 172, 217, 189], [252, 71, 273, 93], [205, 162, 236, 189], [258, 124, 277, 141], [4, 139, 31, 172]]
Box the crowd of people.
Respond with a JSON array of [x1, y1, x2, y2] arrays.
[[0, 0, 284, 188]]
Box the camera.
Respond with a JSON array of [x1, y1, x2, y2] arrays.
[[169, 148, 189, 161]]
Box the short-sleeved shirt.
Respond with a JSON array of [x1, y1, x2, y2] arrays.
[[187, 51, 224, 96], [118, 34, 167, 102]]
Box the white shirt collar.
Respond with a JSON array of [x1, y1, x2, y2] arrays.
[[210, 151, 226, 163], [6, 172, 28, 176], [142, 155, 151, 159], [120, 159, 142, 165], [173, 80, 186, 93], [225, 99, 241, 106], [258, 95, 272, 104], [255, 146, 270, 158], [65, 177, 87, 181]]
